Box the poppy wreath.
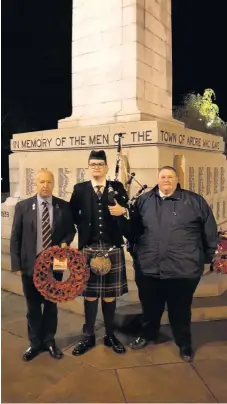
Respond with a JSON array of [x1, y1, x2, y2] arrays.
[[212, 237, 227, 274], [33, 246, 90, 303]]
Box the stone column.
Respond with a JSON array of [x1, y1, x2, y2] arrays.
[[59, 0, 172, 127]]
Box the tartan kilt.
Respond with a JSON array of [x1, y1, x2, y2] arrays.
[[83, 242, 128, 298]]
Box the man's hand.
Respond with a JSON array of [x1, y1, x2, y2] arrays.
[[108, 200, 127, 217], [15, 271, 21, 276]]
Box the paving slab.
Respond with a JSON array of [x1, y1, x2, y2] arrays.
[[64, 341, 152, 370], [2, 291, 227, 403], [117, 363, 217, 403], [1, 291, 26, 327], [1, 331, 81, 403], [194, 341, 227, 361], [36, 365, 125, 403], [193, 360, 227, 403], [145, 341, 184, 365], [145, 339, 227, 365], [1, 292, 104, 350]]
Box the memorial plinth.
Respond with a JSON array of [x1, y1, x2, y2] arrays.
[[2, 120, 227, 242]]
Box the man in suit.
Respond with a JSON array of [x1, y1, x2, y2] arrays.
[[10, 169, 76, 361], [70, 150, 129, 355]]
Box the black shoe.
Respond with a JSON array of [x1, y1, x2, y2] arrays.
[[22, 346, 42, 362], [46, 344, 63, 359], [72, 335, 96, 356], [180, 346, 194, 362], [104, 334, 126, 354]]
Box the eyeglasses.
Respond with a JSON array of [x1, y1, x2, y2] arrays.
[[89, 163, 106, 168]]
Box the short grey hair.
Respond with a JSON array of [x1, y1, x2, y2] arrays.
[[158, 166, 177, 175]]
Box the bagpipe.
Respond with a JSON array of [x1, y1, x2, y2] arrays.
[[108, 132, 147, 207], [108, 133, 147, 257]]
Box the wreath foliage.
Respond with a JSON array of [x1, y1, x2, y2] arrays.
[[33, 246, 90, 303]]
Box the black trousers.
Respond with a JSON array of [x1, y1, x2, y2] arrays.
[[135, 273, 200, 347], [21, 272, 63, 348]]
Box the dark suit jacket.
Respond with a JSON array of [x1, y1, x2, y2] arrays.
[[10, 195, 76, 275], [69, 180, 129, 249]]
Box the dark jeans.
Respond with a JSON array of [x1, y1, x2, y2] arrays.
[[135, 273, 200, 347], [21, 272, 63, 349]]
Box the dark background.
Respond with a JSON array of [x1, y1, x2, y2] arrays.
[[1, 0, 227, 191]]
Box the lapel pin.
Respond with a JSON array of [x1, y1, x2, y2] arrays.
[[56, 204, 59, 209], [32, 204, 36, 210]]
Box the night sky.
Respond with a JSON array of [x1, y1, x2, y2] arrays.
[[1, 0, 227, 191]]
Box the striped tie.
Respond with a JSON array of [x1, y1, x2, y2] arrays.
[[42, 201, 52, 250], [95, 185, 103, 200]]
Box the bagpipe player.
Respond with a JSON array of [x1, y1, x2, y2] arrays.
[[69, 150, 130, 355]]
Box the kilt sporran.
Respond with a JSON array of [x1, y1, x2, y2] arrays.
[[86, 245, 116, 276]]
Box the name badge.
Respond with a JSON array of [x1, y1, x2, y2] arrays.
[[53, 258, 68, 271]]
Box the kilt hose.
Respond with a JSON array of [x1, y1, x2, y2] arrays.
[[83, 242, 128, 298]]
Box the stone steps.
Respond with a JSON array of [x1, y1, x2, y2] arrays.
[[114, 290, 227, 332], [2, 234, 226, 299], [2, 269, 227, 324], [120, 272, 227, 300], [2, 235, 227, 323], [2, 253, 226, 298]]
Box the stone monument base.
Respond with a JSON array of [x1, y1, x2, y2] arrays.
[[2, 260, 227, 324], [1, 118, 227, 320]]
